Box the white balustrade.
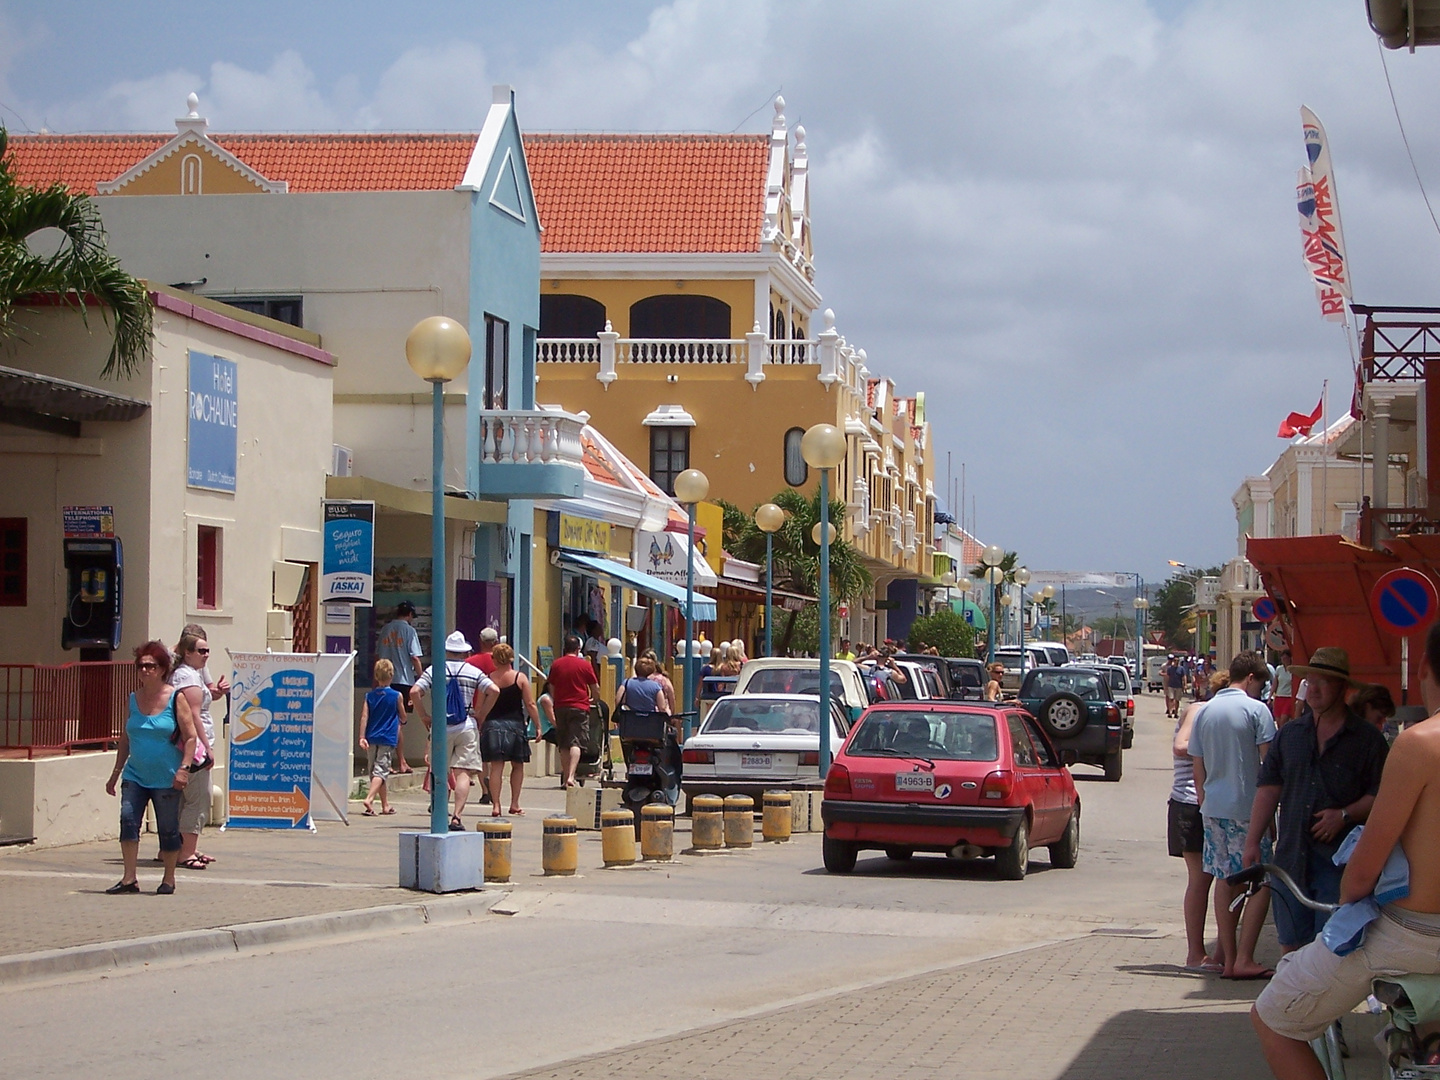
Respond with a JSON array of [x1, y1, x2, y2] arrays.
[[476, 410, 587, 469], [537, 339, 600, 363]]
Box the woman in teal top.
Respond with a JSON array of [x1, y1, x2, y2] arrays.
[[105, 641, 197, 895]]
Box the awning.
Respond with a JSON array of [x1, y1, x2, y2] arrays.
[[0, 364, 150, 437], [556, 550, 717, 621]]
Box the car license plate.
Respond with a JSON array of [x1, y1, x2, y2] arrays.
[[628, 763, 653, 776], [895, 772, 934, 791], [741, 753, 772, 770]]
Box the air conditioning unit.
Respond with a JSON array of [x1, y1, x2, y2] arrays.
[[266, 608, 294, 639], [331, 444, 353, 477]]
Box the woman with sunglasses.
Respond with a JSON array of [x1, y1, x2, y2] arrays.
[[171, 630, 216, 869], [104, 641, 197, 894]]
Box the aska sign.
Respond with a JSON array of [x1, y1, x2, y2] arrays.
[[321, 500, 374, 604], [187, 350, 238, 492], [1370, 568, 1439, 637]]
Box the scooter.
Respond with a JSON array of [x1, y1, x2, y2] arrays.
[[615, 708, 682, 834]]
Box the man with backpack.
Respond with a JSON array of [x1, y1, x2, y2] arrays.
[[410, 631, 498, 831]]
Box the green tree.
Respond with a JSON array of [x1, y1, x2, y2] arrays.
[[968, 549, 1020, 585], [0, 127, 152, 378], [1152, 567, 1222, 650], [906, 610, 975, 658]]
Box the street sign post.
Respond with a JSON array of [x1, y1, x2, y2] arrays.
[[1369, 567, 1440, 705], [1253, 596, 1278, 624]]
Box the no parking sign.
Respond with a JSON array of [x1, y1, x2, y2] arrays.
[[1253, 596, 1278, 624], [1369, 568, 1439, 637]]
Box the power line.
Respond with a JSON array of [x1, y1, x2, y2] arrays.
[[1378, 39, 1440, 244]]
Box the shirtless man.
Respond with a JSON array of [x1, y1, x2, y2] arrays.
[[1252, 619, 1440, 1079]]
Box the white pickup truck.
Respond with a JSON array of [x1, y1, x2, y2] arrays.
[[732, 658, 870, 723]]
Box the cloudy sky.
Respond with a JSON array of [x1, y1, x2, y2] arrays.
[[5, 0, 1440, 585]]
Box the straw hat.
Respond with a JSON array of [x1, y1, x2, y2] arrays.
[[1290, 647, 1360, 686]]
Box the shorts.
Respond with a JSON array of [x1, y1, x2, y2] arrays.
[[1270, 847, 1344, 949], [480, 717, 532, 763], [367, 743, 396, 779], [1255, 905, 1440, 1042], [119, 780, 182, 851], [446, 722, 484, 774], [1201, 815, 1270, 879], [391, 684, 413, 714], [1272, 696, 1295, 722], [179, 763, 212, 834], [553, 706, 590, 750], [1167, 798, 1203, 857]]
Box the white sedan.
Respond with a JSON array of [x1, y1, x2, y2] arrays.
[[680, 693, 850, 808]]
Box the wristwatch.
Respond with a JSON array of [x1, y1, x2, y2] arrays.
[[1340, 809, 1352, 826]]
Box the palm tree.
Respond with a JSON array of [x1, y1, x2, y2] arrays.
[[0, 127, 152, 378]]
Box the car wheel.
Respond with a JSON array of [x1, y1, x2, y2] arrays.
[[1049, 807, 1080, 869], [994, 817, 1029, 880], [823, 833, 858, 873], [1122, 728, 1134, 750], [884, 847, 914, 862], [1104, 749, 1124, 782], [1037, 692, 1088, 740]]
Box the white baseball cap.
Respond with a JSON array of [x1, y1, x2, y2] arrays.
[[480, 627, 499, 643], [444, 630, 472, 653]]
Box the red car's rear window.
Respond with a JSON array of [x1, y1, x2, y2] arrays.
[[847, 710, 999, 761]]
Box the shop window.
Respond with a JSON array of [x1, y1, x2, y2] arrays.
[[783, 427, 808, 487], [540, 295, 606, 338], [0, 518, 25, 606], [484, 314, 509, 409], [629, 295, 731, 339], [650, 426, 690, 496], [196, 525, 220, 610], [223, 296, 303, 327]]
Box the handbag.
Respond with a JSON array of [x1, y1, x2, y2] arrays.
[[422, 768, 456, 793]]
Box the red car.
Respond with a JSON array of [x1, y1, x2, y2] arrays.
[[820, 702, 1080, 880]]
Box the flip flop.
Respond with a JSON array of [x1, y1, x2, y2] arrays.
[[380, 808, 397, 815], [362, 807, 377, 816], [179, 855, 207, 870], [196, 854, 216, 864], [1222, 969, 1275, 981], [509, 808, 525, 816], [1184, 962, 1224, 974]]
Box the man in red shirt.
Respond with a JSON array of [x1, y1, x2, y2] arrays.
[[546, 634, 599, 788], [465, 627, 499, 676]]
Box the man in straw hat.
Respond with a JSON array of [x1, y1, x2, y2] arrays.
[[1243, 647, 1388, 960], [1253, 625, 1440, 1078]]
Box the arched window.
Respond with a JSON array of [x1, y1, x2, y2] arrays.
[[783, 427, 808, 487], [629, 294, 731, 339], [539, 294, 606, 338]]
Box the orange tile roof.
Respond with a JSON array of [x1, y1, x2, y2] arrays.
[[4, 135, 168, 194], [522, 134, 768, 253]]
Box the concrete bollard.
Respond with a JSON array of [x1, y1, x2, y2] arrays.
[[762, 791, 793, 842], [601, 809, 636, 866], [641, 804, 674, 861], [480, 820, 512, 883], [723, 794, 755, 848], [690, 794, 724, 850], [542, 816, 579, 876]]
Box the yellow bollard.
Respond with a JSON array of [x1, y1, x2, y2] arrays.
[[723, 794, 755, 848], [601, 809, 636, 866], [641, 803, 674, 861], [542, 816, 579, 876], [480, 819, 512, 882], [762, 791, 792, 842], [690, 794, 724, 850]]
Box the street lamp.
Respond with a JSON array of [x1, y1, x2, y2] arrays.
[[1015, 567, 1031, 678], [755, 502, 784, 657], [673, 468, 710, 738], [801, 422, 846, 777], [1133, 596, 1149, 678], [1038, 584, 1055, 641], [980, 545, 1005, 662], [405, 315, 472, 837]]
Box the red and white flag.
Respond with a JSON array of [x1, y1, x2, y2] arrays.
[[1298, 106, 1352, 323], [1278, 396, 1323, 438]]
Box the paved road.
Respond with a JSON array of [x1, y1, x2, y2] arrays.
[[1, 692, 1330, 1079]]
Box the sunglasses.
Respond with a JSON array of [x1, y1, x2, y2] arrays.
[[193, 647, 210, 655], [137, 661, 159, 671]]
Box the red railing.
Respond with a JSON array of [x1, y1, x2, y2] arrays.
[[0, 662, 139, 757]]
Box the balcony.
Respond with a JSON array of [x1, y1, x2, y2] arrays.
[[472, 409, 587, 500], [538, 326, 828, 388]]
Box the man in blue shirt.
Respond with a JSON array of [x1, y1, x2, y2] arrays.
[[1191, 650, 1276, 979], [376, 601, 423, 773]]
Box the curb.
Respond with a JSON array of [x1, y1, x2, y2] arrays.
[[0, 890, 509, 986]]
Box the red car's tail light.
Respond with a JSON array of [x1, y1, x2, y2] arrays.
[[681, 749, 713, 764], [798, 751, 820, 766], [1106, 705, 1120, 724], [825, 762, 851, 795], [981, 769, 1015, 800]]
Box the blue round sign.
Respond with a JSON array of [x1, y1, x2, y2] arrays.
[[1253, 597, 1278, 624], [1370, 568, 1439, 636]]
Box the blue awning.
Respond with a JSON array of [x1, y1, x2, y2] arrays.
[[556, 551, 717, 621]]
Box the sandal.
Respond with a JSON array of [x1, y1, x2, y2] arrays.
[[449, 815, 465, 831], [380, 807, 397, 815], [179, 855, 208, 870], [508, 808, 525, 816], [195, 853, 216, 864], [362, 806, 377, 816]]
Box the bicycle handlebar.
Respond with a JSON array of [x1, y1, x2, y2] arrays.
[[1225, 863, 1341, 914]]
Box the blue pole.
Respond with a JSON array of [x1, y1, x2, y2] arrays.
[[684, 503, 696, 740], [1019, 583, 1026, 683], [429, 380, 449, 836], [764, 532, 774, 658], [987, 578, 997, 664], [818, 470, 832, 776]]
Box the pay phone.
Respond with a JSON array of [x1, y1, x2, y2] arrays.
[[63, 537, 123, 651]]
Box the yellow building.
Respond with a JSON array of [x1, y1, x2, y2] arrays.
[[526, 97, 937, 645]]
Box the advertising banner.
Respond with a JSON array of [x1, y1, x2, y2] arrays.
[[227, 652, 354, 829], [321, 500, 375, 604], [62, 505, 114, 538], [187, 350, 238, 492], [635, 530, 719, 587], [1298, 106, 1352, 323]]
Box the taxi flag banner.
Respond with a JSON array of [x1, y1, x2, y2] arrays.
[[1298, 106, 1352, 323]]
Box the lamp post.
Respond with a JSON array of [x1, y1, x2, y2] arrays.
[[1038, 584, 1055, 641], [404, 315, 472, 837], [755, 502, 784, 657], [673, 468, 709, 739], [1133, 596, 1149, 679], [1014, 567, 1031, 679], [980, 544, 1004, 662], [802, 423, 847, 776]]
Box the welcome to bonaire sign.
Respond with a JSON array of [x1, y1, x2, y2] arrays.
[[187, 350, 238, 493]]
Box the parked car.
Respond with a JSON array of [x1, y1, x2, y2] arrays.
[[1068, 661, 1135, 749], [1016, 666, 1125, 781], [1145, 655, 1168, 693], [893, 652, 956, 698], [893, 659, 944, 700], [992, 646, 1049, 692], [1033, 643, 1071, 666], [733, 658, 869, 722], [681, 693, 849, 807], [945, 658, 986, 701], [820, 702, 1080, 880]]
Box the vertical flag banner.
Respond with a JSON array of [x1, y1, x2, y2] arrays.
[[322, 500, 375, 604], [1298, 106, 1352, 323]]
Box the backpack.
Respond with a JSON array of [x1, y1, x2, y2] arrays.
[[444, 665, 469, 727]]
